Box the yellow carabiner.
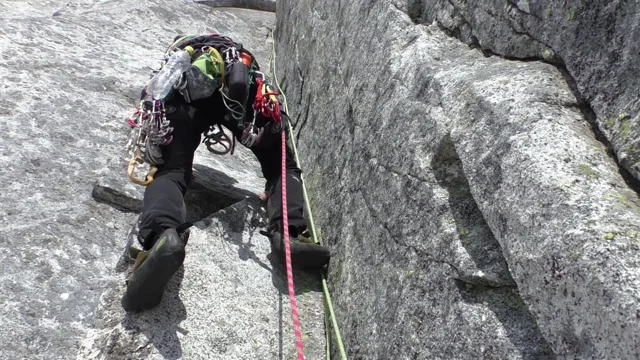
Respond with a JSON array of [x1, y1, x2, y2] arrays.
[[262, 82, 279, 104], [127, 154, 157, 186]]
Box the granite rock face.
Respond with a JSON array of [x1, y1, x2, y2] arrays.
[[1, 1, 326, 359], [406, 0, 640, 186], [275, 0, 640, 358]]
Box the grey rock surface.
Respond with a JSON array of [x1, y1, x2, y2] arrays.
[[445, 59, 640, 359], [276, 0, 640, 358], [1, 0, 326, 359], [405, 0, 640, 186]]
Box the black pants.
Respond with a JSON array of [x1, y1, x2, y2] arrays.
[[137, 98, 306, 249]]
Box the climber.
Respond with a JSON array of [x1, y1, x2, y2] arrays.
[[121, 33, 331, 313]]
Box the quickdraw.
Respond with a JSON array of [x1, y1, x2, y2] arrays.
[[240, 116, 264, 148], [239, 71, 282, 148], [222, 46, 240, 73], [126, 99, 172, 186]]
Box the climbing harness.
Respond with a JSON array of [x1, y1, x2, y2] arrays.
[[268, 30, 348, 360], [126, 33, 260, 186]]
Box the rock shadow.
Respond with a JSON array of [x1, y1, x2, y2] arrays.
[[455, 280, 556, 359], [105, 162, 320, 360], [120, 267, 188, 360], [198, 197, 323, 360], [92, 163, 257, 224], [91, 183, 142, 214], [193, 0, 276, 13], [190, 163, 257, 199], [186, 163, 258, 223], [199, 197, 323, 296], [432, 133, 554, 358], [431, 133, 512, 286]]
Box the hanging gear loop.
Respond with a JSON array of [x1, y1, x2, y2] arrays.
[[126, 99, 171, 186]]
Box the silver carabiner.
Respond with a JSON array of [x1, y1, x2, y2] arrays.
[[240, 124, 263, 148]]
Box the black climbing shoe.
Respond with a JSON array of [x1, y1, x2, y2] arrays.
[[269, 231, 331, 270], [121, 228, 186, 312]]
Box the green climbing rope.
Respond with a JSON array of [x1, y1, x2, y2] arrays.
[[268, 30, 348, 360]]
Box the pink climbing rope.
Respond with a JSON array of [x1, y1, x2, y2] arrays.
[[281, 130, 305, 360]]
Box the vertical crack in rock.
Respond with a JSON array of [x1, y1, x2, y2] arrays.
[[553, 64, 640, 195], [430, 134, 519, 288], [288, 64, 305, 131], [295, 66, 305, 112], [295, 92, 312, 143], [454, 280, 557, 360], [345, 103, 356, 141], [403, 0, 640, 196]]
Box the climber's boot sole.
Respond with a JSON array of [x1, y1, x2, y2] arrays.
[[121, 228, 185, 312], [270, 231, 331, 270]]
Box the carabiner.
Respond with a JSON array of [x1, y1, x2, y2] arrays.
[[127, 154, 158, 186]]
